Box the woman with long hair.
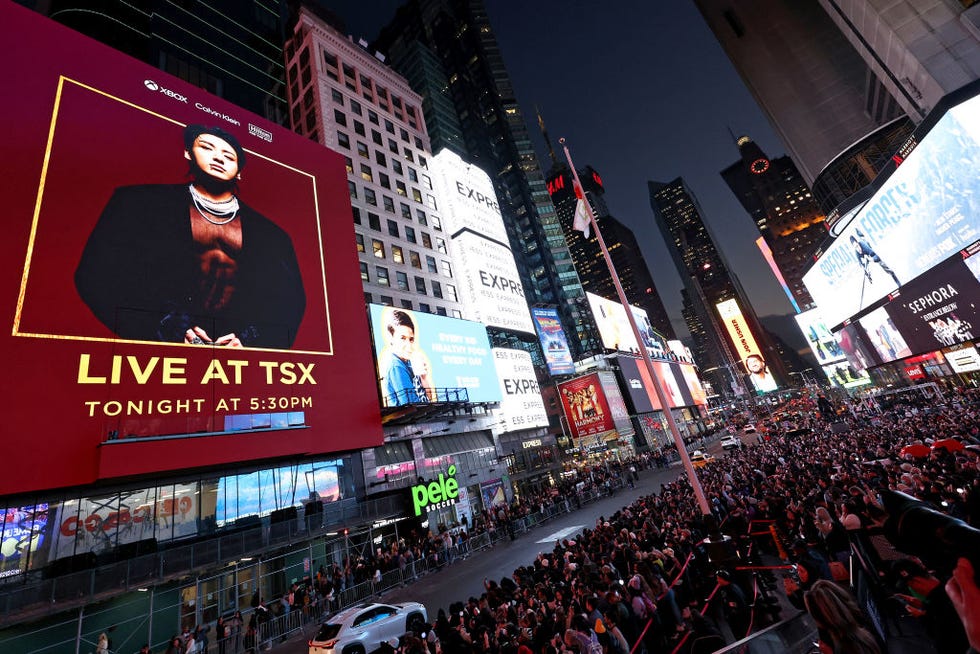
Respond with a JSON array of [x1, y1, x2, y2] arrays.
[[804, 580, 881, 654]]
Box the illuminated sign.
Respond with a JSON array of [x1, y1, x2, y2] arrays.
[[598, 370, 634, 438], [492, 348, 549, 433], [430, 150, 509, 244], [803, 91, 980, 328], [858, 307, 912, 364], [756, 236, 800, 313], [945, 344, 980, 373], [557, 373, 617, 440], [587, 292, 666, 357], [795, 308, 846, 366], [531, 308, 575, 375], [820, 361, 872, 389], [0, 4, 381, 495], [411, 465, 459, 516], [716, 299, 778, 393], [522, 439, 543, 449], [369, 305, 501, 407], [451, 232, 535, 333]]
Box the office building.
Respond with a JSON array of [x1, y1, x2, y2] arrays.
[[721, 136, 828, 311], [373, 0, 595, 357]]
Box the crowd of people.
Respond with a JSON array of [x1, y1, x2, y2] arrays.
[[384, 388, 980, 654]]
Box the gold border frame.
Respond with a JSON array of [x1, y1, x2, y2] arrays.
[[13, 76, 334, 356]]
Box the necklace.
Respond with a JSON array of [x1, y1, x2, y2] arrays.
[[189, 184, 239, 225]]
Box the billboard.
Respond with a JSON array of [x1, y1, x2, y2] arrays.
[[557, 373, 617, 440], [430, 150, 509, 243], [794, 308, 846, 366], [451, 232, 535, 333], [945, 344, 980, 373], [531, 307, 575, 375], [820, 361, 873, 389], [615, 356, 704, 411], [369, 305, 501, 407], [882, 245, 980, 355], [598, 370, 634, 438], [803, 91, 980, 329], [0, 5, 381, 495], [835, 322, 881, 373], [492, 348, 549, 433], [587, 293, 666, 357], [678, 363, 708, 406], [716, 299, 778, 393], [858, 307, 912, 363], [0, 504, 49, 578]]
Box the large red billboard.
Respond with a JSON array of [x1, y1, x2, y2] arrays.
[[0, 5, 382, 494], [557, 373, 616, 440]]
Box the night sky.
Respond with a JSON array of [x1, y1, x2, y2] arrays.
[[335, 0, 798, 336]]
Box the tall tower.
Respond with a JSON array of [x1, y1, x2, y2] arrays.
[[373, 0, 593, 357], [649, 179, 785, 396], [721, 136, 828, 311], [29, 0, 290, 125], [545, 165, 675, 340]]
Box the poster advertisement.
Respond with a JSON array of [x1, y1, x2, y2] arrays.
[[678, 363, 708, 406], [820, 361, 873, 389], [531, 308, 575, 375], [598, 370, 634, 438], [716, 299, 778, 393], [0, 504, 49, 578], [0, 4, 382, 495], [369, 305, 501, 407], [794, 308, 847, 366], [803, 91, 980, 329], [450, 233, 535, 333], [492, 348, 549, 433], [587, 293, 667, 357], [557, 373, 617, 440], [480, 479, 506, 511], [858, 307, 913, 363]]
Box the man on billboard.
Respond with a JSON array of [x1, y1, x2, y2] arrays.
[[379, 309, 434, 406], [850, 229, 900, 287], [744, 354, 778, 393], [74, 124, 306, 349]]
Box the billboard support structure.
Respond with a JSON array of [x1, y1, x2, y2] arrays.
[[561, 140, 710, 516]]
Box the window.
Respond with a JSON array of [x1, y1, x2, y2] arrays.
[[324, 51, 338, 68], [343, 64, 356, 91], [387, 220, 399, 237], [392, 159, 403, 175], [451, 309, 462, 319], [414, 277, 427, 294], [348, 181, 357, 199], [396, 271, 409, 291], [391, 245, 404, 263], [352, 207, 361, 225], [385, 119, 395, 134], [405, 226, 416, 243], [333, 109, 347, 127], [436, 238, 447, 254], [372, 130, 383, 146], [441, 260, 453, 278], [415, 136, 423, 149], [365, 292, 373, 304], [368, 110, 379, 125], [431, 214, 442, 231], [380, 295, 393, 306], [416, 209, 427, 226], [419, 155, 427, 169], [400, 128, 409, 141], [400, 203, 411, 219], [404, 148, 414, 163], [372, 239, 385, 259], [330, 88, 343, 103], [412, 188, 423, 203], [432, 281, 443, 299], [400, 299, 412, 309], [396, 181, 407, 197], [375, 151, 387, 166], [419, 303, 431, 313], [368, 213, 381, 231], [408, 167, 418, 183], [344, 156, 353, 174], [355, 233, 365, 253], [379, 174, 391, 190], [357, 142, 368, 157], [421, 174, 432, 190], [354, 121, 365, 137], [360, 164, 372, 182], [364, 189, 377, 206], [426, 194, 438, 210], [436, 306, 447, 316], [388, 139, 399, 154], [350, 99, 362, 115], [359, 262, 369, 281], [376, 266, 389, 286], [446, 284, 457, 302], [425, 255, 437, 273], [410, 251, 421, 269], [422, 232, 433, 250]]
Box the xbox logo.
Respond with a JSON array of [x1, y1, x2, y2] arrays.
[[144, 80, 159, 91]]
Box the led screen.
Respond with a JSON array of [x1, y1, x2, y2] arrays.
[[794, 308, 847, 366], [587, 293, 666, 357], [859, 307, 913, 363], [716, 299, 778, 393], [492, 348, 549, 433], [557, 373, 617, 440], [531, 308, 576, 375], [0, 4, 381, 495]]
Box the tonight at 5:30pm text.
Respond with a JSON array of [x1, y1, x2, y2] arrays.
[[75, 354, 317, 385]]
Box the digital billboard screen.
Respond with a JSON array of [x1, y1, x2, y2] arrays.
[[820, 361, 873, 389], [0, 5, 382, 495], [716, 299, 778, 393], [794, 308, 847, 366], [587, 293, 666, 357], [598, 370, 634, 438], [557, 373, 617, 440], [834, 322, 881, 373], [615, 356, 703, 411], [882, 244, 980, 356], [531, 308, 575, 375], [492, 348, 549, 433], [369, 305, 500, 407], [451, 232, 535, 334], [803, 90, 980, 329], [858, 307, 913, 364]]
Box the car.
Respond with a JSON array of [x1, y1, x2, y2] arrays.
[[720, 434, 742, 450], [743, 424, 757, 433], [689, 450, 715, 468], [309, 602, 427, 654]]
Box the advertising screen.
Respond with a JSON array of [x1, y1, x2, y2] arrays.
[[858, 307, 913, 363], [369, 305, 501, 407], [557, 373, 617, 440], [716, 299, 778, 393], [803, 91, 980, 329], [587, 293, 666, 357], [615, 356, 702, 411], [598, 370, 634, 438], [0, 504, 49, 578], [795, 308, 847, 366], [451, 232, 535, 333], [0, 5, 381, 495], [820, 361, 873, 389], [492, 348, 549, 433], [430, 150, 510, 243], [882, 245, 980, 355], [945, 344, 980, 373], [531, 308, 575, 375], [834, 322, 881, 373], [678, 363, 708, 406]]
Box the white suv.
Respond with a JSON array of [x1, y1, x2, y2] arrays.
[[309, 602, 427, 654], [720, 434, 742, 450]]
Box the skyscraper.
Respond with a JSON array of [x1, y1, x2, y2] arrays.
[[545, 165, 675, 340], [29, 0, 290, 124], [373, 0, 594, 357], [649, 178, 785, 395], [721, 136, 828, 311]]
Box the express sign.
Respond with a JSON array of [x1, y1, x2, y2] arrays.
[[411, 465, 460, 516]]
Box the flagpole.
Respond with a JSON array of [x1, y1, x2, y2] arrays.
[[560, 138, 712, 516]]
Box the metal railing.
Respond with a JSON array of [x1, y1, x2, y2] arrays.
[[715, 612, 817, 654]]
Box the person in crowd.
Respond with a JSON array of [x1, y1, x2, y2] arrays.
[[804, 580, 881, 654]]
